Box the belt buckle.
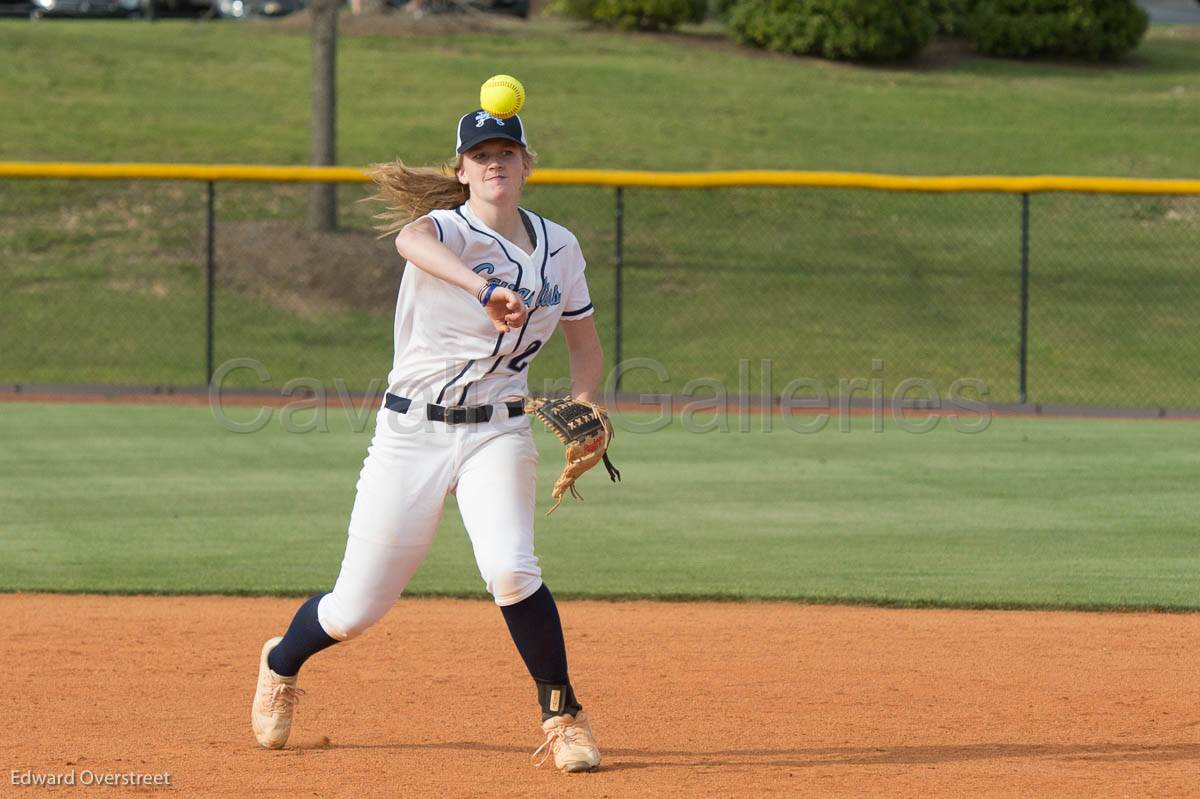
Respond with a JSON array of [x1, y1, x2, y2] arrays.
[[443, 405, 493, 424]]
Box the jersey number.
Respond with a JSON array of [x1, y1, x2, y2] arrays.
[[508, 339, 542, 373]]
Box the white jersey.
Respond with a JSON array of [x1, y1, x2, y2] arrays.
[[386, 202, 594, 407]]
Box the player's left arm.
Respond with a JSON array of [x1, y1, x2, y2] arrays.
[[560, 315, 604, 405]]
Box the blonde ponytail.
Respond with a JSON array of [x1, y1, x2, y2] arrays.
[[367, 157, 468, 237], [367, 147, 538, 237]]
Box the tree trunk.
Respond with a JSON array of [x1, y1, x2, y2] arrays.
[[308, 0, 338, 232]]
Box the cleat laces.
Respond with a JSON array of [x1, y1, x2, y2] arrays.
[[531, 718, 594, 768], [532, 727, 561, 768], [267, 682, 304, 714]]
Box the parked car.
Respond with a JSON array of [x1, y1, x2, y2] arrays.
[[146, 0, 214, 15], [213, 0, 301, 16], [0, 0, 35, 17], [24, 0, 223, 18], [29, 0, 140, 17]]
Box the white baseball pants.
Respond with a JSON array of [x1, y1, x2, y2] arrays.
[[316, 404, 542, 641]]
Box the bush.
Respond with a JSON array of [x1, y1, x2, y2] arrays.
[[968, 0, 1149, 60], [711, 0, 739, 19], [726, 0, 937, 61], [549, 0, 704, 28], [929, 0, 975, 36]]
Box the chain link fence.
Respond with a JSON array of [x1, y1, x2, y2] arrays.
[[2, 171, 1197, 410]]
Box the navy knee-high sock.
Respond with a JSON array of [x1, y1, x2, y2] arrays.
[[500, 583, 583, 720], [267, 593, 339, 678]]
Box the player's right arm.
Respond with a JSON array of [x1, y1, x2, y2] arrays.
[[396, 217, 527, 333]]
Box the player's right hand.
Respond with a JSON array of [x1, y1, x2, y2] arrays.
[[485, 287, 528, 333]]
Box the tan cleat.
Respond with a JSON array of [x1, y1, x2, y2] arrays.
[[532, 710, 601, 772], [250, 636, 304, 749]]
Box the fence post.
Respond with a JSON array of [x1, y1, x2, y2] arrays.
[[1018, 192, 1030, 405], [614, 186, 624, 393], [205, 181, 215, 387]]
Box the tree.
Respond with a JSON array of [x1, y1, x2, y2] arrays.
[[308, 0, 338, 232]]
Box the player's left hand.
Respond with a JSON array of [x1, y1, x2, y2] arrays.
[[485, 287, 528, 332], [524, 396, 621, 515]]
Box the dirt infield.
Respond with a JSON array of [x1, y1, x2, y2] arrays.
[[3, 596, 1197, 798]]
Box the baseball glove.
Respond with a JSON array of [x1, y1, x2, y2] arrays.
[[524, 397, 621, 515]]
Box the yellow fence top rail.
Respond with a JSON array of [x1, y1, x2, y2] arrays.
[[3, 162, 1200, 195]]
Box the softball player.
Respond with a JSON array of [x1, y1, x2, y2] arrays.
[[250, 110, 603, 773]]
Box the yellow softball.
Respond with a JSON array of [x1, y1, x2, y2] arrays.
[[480, 75, 526, 120]]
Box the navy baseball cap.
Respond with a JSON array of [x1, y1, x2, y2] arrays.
[[456, 109, 528, 154]]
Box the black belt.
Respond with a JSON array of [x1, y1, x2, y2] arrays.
[[385, 393, 524, 425]]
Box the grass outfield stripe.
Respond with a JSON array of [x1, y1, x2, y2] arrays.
[[3, 587, 1197, 613], [1, 402, 1196, 610]]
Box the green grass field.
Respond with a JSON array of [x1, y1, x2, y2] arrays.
[[1, 21, 1199, 408], [2, 401, 1197, 610]]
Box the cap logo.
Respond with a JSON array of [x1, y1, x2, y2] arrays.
[[474, 111, 505, 127]]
